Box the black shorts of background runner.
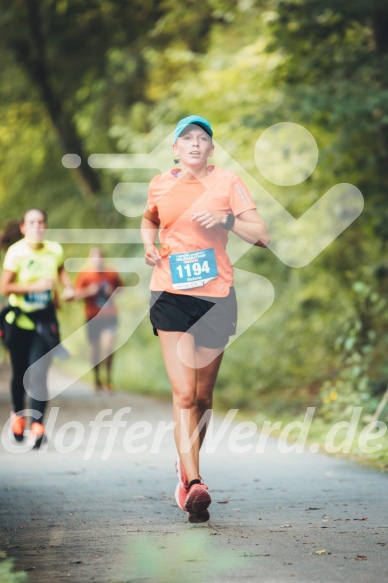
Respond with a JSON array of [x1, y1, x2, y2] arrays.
[[85, 315, 118, 343], [150, 287, 237, 349]]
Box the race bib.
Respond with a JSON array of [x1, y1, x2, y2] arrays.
[[95, 283, 110, 308], [24, 290, 51, 309], [169, 248, 218, 290]]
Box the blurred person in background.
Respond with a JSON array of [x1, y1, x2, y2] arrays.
[[0, 209, 74, 447], [0, 218, 23, 252], [74, 247, 123, 392]]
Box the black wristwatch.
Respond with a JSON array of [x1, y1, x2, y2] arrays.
[[222, 213, 235, 230]]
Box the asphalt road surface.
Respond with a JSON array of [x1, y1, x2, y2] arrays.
[[0, 362, 387, 583]]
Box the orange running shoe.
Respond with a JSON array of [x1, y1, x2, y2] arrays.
[[174, 458, 211, 521], [10, 414, 25, 442], [184, 483, 211, 516], [30, 422, 45, 449]]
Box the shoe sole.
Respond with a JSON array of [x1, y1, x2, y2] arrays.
[[188, 509, 210, 523], [184, 486, 211, 514]]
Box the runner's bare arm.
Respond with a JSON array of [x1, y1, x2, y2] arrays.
[[141, 210, 162, 266], [0, 269, 55, 295], [232, 209, 270, 247], [191, 209, 270, 247], [72, 283, 99, 300], [58, 265, 75, 300]]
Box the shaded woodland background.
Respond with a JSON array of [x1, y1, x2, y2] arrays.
[[0, 0, 387, 463]]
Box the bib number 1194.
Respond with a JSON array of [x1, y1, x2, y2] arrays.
[[169, 248, 218, 290], [175, 260, 210, 279]]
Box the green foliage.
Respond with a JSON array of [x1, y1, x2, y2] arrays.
[[0, 0, 241, 203], [129, 531, 241, 583], [320, 279, 388, 421], [267, 0, 388, 234], [1, 0, 388, 466], [0, 551, 28, 583]]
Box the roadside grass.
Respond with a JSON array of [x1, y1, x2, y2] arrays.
[[235, 391, 388, 472]]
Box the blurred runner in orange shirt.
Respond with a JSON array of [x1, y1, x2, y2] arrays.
[[74, 248, 123, 392]]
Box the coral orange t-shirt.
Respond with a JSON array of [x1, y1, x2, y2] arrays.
[[147, 165, 256, 297], [74, 268, 123, 320]]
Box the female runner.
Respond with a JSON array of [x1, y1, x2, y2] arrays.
[[0, 208, 74, 447], [141, 115, 269, 522]]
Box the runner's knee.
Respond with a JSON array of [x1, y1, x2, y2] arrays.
[[173, 388, 197, 410]]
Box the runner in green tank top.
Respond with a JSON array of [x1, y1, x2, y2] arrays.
[[0, 209, 74, 448]]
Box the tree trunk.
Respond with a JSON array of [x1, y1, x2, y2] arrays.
[[22, 0, 101, 198], [373, 5, 388, 54]]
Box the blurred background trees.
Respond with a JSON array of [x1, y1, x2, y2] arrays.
[[0, 0, 387, 450]]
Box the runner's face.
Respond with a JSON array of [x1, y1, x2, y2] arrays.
[[20, 210, 46, 244], [89, 248, 104, 270], [173, 126, 214, 170]]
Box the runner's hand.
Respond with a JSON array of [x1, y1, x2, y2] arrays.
[[62, 287, 75, 301], [144, 244, 162, 266], [191, 210, 225, 229]]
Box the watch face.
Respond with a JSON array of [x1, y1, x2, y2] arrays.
[[223, 214, 235, 230]]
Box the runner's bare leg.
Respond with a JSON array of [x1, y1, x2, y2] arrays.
[[100, 329, 115, 387], [195, 346, 224, 448], [90, 338, 101, 388], [157, 331, 222, 483]]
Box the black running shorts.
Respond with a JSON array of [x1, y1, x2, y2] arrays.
[[149, 288, 237, 349]]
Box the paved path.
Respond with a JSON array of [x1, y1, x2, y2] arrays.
[[0, 362, 387, 583]]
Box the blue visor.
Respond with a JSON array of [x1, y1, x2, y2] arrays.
[[174, 115, 213, 142]]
